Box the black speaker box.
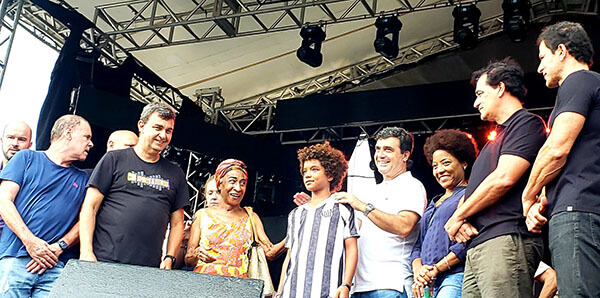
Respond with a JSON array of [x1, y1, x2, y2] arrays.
[[49, 260, 264, 297]]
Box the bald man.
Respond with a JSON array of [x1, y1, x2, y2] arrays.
[[106, 130, 138, 152], [1, 121, 33, 238], [82, 130, 138, 178], [1, 121, 33, 170]]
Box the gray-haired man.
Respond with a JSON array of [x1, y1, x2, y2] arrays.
[[79, 102, 189, 269]]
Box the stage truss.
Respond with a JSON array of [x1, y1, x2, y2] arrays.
[[1, 0, 596, 144]]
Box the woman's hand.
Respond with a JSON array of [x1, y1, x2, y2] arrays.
[[416, 265, 436, 284], [412, 281, 426, 298], [193, 245, 216, 263], [412, 264, 439, 297]]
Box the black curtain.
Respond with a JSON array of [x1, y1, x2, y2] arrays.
[[33, 0, 92, 150]]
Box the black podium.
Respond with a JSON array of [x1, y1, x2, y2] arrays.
[[49, 260, 264, 297]]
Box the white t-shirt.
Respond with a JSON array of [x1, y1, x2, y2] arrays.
[[353, 171, 427, 295]]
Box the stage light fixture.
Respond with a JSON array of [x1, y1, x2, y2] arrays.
[[452, 4, 481, 50], [502, 0, 531, 42], [296, 25, 326, 67], [487, 130, 498, 141], [373, 16, 403, 59]]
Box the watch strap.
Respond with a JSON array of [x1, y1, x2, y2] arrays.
[[364, 203, 375, 217], [58, 240, 68, 250]]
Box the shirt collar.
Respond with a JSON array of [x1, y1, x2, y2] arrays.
[[382, 170, 412, 184], [498, 108, 526, 129]]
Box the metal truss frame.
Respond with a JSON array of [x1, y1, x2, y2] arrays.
[[13, 0, 185, 108], [0, 0, 25, 91], [93, 0, 488, 52], [185, 151, 204, 216], [267, 106, 554, 145], [198, 0, 596, 140]]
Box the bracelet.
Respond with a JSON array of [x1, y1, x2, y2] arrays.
[[443, 256, 451, 270], [433, 263, 442, 272], [163, 255, 176, 264]]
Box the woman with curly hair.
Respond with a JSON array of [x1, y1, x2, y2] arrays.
[[277, 142, 359, 298], [410, 130, 478, 298]]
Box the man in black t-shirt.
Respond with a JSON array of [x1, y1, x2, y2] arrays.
[[79, 102, 189, 269], [445, 59, 546, 297], [523, 21, 600, 296]]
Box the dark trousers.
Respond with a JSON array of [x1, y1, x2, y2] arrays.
[[549, 211, 600, 297]]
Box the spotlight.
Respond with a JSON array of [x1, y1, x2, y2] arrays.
[[487, 130, 498, 141], [452, 4, 481, 50], [373, 16, 403, 59], [296, 25, 326, 67], [502, 0, 531, 42]]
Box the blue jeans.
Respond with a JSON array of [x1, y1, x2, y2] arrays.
[[0, 256, 65, 298], [352, 289, 408, 298], [433, 272, 463, 298], [549, 211, 600, 297]]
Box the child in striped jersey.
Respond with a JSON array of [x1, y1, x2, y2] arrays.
[[277, 142, 359, 298]]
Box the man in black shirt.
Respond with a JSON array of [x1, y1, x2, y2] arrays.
[[445, 59, 546, 297], [523, 21, 600, 296], [79, 102, 189, 269]]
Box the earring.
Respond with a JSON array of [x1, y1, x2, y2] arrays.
[[463, 165, 467, 170]]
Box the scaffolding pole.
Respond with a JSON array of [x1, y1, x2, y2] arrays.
[[0, 0, 25, 91]]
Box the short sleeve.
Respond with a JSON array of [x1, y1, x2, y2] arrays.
[[0, 150, 30, 186], [399, 179, 427, 217], [171, 168, 190, 212], [552, 71, 599, 123], [341, 203, 359, 239], [87, 152, 116, 195], [284, 209, 296, 249], [500, 114, 546, 163]]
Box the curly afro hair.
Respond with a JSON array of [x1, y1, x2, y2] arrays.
[[423, 129, 479, 177], [297, 142, 348, 192]]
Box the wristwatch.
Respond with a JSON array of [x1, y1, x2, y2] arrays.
[[58, 240, 68, 251], [163, 255, 176, 264], [342, 282, 353, 290], [364, 203, 375, 217]]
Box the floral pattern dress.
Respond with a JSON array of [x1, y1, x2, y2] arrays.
[[193, 209, 252, 277]]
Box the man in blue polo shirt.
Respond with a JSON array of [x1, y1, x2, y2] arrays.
[[522, 21, 600, 296], [444, 59, 547, 297], [0, 115, 93, 297], [0, 121, 33, 238]]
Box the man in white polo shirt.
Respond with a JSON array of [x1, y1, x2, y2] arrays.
[[336, 127, 427, 298]]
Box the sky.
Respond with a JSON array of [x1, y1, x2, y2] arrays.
[[0, 25, 59, 149]]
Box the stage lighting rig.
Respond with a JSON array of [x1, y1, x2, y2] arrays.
[[374, 16, 403, 59], [503, 0, 531, 42], [452, 4, 481, 50], [296, 25, 326, 67]]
